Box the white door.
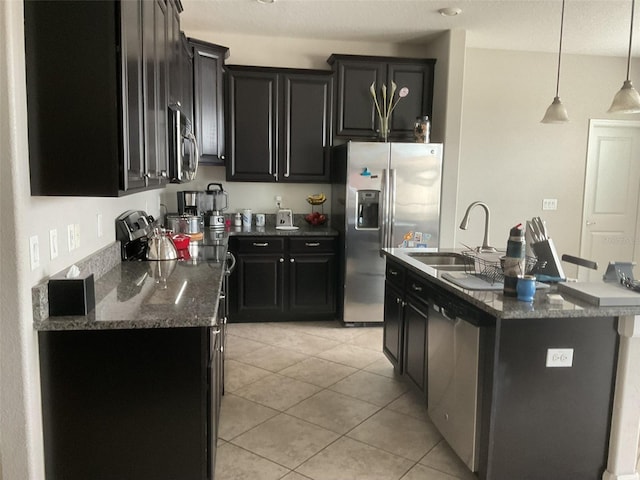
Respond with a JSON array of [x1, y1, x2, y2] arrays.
[[581, 120, 640, 281]]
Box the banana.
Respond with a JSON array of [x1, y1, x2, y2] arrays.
[[306, 193, 326, 205]]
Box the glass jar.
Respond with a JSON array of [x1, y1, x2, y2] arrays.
[[414, 116, 430, 143]]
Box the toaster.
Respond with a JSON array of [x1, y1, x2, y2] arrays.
[[276, 209, 293, 227]]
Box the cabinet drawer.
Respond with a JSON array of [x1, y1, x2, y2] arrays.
[[237, 238, 285, 254], [385, 261, 406, 289], [406, 272, 431, 306], [289, 237, 336, 253]]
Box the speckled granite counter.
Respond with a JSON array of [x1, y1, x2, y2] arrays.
[[33, 242, 226, 331], [383, 247, 640, 320], [224, 214, 337, 238]]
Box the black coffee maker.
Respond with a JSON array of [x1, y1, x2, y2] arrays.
[[177, 190, 206, 216]]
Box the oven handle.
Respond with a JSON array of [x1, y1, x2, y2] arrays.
[[225, 252, 236, 275]]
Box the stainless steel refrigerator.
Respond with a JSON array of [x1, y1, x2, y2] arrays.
[[331, 141, 443, 325]]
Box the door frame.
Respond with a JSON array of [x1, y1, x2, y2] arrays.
[[581, 119, 640, 280]]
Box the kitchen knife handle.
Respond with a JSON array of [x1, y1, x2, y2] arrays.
[[561, 254, 598, 270]]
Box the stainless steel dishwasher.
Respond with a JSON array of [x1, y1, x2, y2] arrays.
[[428, 297, 481, 472]]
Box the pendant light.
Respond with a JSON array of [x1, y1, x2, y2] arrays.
[[608, 0, 640, 113], [541, 0, 569, 123]]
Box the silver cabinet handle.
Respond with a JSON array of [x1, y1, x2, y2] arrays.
[[305, 242, 320, 247], [253, 242, 269, 247], [411, 283, 423, 292], [290, 258, 295, 263], [396, 297, 402, 304], [389, 269, 398, 276], [586, 221, 596, 226], [279, 258, 284, 263]]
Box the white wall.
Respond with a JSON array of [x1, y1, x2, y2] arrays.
[[456, 48, 640, 272]]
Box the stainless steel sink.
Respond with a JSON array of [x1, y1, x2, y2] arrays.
[[407, 252, 473, 271]]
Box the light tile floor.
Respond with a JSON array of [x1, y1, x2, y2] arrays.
[[216, 321, 477, 480]]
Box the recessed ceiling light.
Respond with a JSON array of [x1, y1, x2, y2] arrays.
[[257, 0, 276, 4], [439, 7, 462, 16]]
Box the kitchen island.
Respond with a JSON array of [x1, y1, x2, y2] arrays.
[[382, 247, 640, 480]]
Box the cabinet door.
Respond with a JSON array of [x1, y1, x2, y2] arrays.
[[288, 254, 336, 313], [383, 282, 404, 371], [280, 73, 333, 182], [387, 62, 435, 140], [143, 0, 169, 186], [403, 298, 428, 395], [167, 0, 182, 106], [191, 40, 228, 165], [121, 0, 146, 191], [235, 254, 284, 319], [180, 33, 194, 125], [227, 69, 279, 181], [334, 60, 386, 137]]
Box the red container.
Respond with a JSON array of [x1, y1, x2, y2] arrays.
[[171, 233, 190, 250]]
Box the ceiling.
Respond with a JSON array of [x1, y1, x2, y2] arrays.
[[180, 0, 638, 57]]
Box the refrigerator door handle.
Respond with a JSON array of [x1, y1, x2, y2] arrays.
[[380, 168, 390, 252], [389, 168, 397, 248]]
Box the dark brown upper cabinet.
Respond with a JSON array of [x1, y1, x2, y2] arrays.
[[24, 0, 172, 196], [226, 66, 333, 183], [189, 39, 229, 166], [327, 54, 436, 141]]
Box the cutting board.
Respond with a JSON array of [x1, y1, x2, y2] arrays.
[[558, 281, 640, 306]]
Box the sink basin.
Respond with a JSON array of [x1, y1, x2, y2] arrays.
[[407, 252, 473, 271]]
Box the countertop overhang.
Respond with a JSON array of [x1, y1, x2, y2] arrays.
[[383, 247, 640, 320]]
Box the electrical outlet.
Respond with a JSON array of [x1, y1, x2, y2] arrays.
[[546, 348, 574, 367], [542, 198, 558, 211], [29, 235, 40, 270], [275, 195, 282, 208], [67, 224, 75, 251], [97, 213, 103, 238], [49, 229, 58, 259], [74, 224, 80, 248]]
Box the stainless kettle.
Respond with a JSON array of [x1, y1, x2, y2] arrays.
[[147, 228, 178, 261]]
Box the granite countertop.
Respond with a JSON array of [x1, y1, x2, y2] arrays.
[[383, 247, 640, 320], [224, 214, 338, 237], [33, 242, 227, 332]]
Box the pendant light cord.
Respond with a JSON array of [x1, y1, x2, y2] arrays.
[[626, 0, 636, 81], [555, 0, 566, 97]]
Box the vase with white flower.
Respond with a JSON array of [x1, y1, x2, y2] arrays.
[[369, 81, 409, 142]]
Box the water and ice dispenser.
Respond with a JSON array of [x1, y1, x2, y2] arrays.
[[356, 190, 379, 229]]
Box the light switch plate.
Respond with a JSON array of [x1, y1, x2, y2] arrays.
[[542, 198, 558, 211], [29, 235, 40, 270], [67, 224, 75, 251], [546, 348, 574, 367], [49, 229, 58, 259]]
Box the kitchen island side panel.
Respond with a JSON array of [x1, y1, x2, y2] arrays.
[[39, 328, 208, 480], [486, 316, 618, 480]]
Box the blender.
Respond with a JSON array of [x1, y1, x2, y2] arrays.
[[205, 183, 229, 229]]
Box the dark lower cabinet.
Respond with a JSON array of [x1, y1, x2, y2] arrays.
[[288, 252, 336, 314], [226, 66, 333, 183], [383, 281, 404, 371], [236, 252, 285, 316], [402, 298, 428, 393], [38, 327, 217, 480], [229, 236, 337, 321]]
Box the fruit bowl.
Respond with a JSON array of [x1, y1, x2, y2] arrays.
[[304, 212, 328, 226]]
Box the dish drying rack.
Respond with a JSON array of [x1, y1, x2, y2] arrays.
[[460, 250, 538, 285]]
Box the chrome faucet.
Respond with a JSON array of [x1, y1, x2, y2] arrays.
[[459, 201, 496, 252]]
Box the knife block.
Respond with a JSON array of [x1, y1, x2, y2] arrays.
[[531, 239, 566, 280]]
